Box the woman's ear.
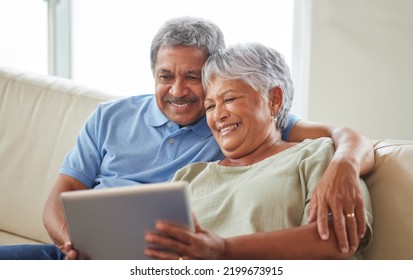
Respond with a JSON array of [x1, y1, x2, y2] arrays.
[[269, 86, 283, 116]]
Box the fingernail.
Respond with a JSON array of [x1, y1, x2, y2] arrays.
[[341, 247, 349, 253], [351, 245, 357, 252], [321, 234, 328, 240]]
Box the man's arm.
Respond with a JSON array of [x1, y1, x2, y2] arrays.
[[43, 174, 88, 255], [288, 120, 373, 174], [288, 120, 374, 253]]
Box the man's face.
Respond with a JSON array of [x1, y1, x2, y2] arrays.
[[154, 46, 207, 126]]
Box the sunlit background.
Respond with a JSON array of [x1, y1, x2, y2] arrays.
[[0, 0, 295, 96]]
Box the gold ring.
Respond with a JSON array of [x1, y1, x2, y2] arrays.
[[345, 212, 355, 218]]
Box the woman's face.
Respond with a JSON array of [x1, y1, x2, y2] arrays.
[[204, 78, 275, 159]]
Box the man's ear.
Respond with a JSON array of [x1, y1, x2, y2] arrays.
[[269, 86, 283, 115]]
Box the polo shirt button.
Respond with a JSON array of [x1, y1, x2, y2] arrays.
[[167, 122, 172, 128], [168, 138, 174, 144]]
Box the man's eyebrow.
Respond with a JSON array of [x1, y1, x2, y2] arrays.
[[155, 69, 201, 75], [156, 69, 172, 74], [186, 70, 202, 75]]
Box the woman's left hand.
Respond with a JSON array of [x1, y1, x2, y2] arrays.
[[144, 215, 226, 260]]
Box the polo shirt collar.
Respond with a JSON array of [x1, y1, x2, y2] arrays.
[[147, 98, 212, 137], [186, 116, 212, 137], [147, 98, 169, 127]]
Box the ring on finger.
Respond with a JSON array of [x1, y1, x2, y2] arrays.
[[345, 212, 355, 218]]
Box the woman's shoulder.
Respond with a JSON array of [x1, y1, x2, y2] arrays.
[[272, 137, 334, 160], [273, 137, 335, 164], [172, 161, 217, 182], [300, 137, 334, 152], [293, 137, 335, 163]]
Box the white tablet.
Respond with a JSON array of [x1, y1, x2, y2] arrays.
[[61, 181, 193, 260]]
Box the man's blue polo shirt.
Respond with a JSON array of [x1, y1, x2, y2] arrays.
[[60, 94, 297, 189]]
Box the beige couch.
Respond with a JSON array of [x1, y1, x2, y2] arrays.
[[1, 67, 412, 259]]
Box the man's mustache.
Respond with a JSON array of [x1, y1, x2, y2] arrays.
[[163, 96, 200, 104]]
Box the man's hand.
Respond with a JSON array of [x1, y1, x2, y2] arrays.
[[48, 223, 71, 256], [43, 175, 89, 256], [64, 242, 79, 260], [308, 159, 366, 253]]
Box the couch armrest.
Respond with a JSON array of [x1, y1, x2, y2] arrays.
[[362, 140, 413, 259]]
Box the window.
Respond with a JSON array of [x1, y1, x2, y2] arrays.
[[71, 0, 295, 97], [0, 0, 300, 115], [0, 0, 48, 74]]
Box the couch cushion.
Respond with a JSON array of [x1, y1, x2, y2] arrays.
[[0, 230, 44, 245], [0, 67, 115, 244], [362, 140, 413, 259]]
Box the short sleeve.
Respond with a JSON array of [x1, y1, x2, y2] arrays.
[[59, 106, 103, 188], [281, 114, 299, 141]]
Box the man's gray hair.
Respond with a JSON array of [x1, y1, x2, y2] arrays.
[[202, 42, 294, 130], [150, 16, 226, 74]]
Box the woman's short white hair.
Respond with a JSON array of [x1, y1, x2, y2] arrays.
[[202, 42, 294, 130]]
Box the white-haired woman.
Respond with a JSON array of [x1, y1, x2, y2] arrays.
[[144, 42, 372, 260]]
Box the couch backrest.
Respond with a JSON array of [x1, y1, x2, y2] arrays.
[[0, 67, 116, 243], [2, 67, 413, 258], [362, 140, 413, 260]]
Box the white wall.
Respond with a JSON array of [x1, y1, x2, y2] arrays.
[[305, 0, 413, 139]]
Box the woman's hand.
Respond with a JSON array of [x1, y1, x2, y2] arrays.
[[308, 159, 365, 254], [144, 215, 226, 260]]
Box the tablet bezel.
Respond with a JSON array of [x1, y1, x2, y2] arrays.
[[61, 181, 193, 260]]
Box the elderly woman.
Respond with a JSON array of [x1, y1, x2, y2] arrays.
[[144, 42, 372, 259]]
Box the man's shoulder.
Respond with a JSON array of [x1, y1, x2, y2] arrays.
[[90, 94, 157, 125], [99, 94, 155, 109]]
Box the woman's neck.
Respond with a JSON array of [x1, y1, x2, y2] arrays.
[[219, 131, 296, 167]]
